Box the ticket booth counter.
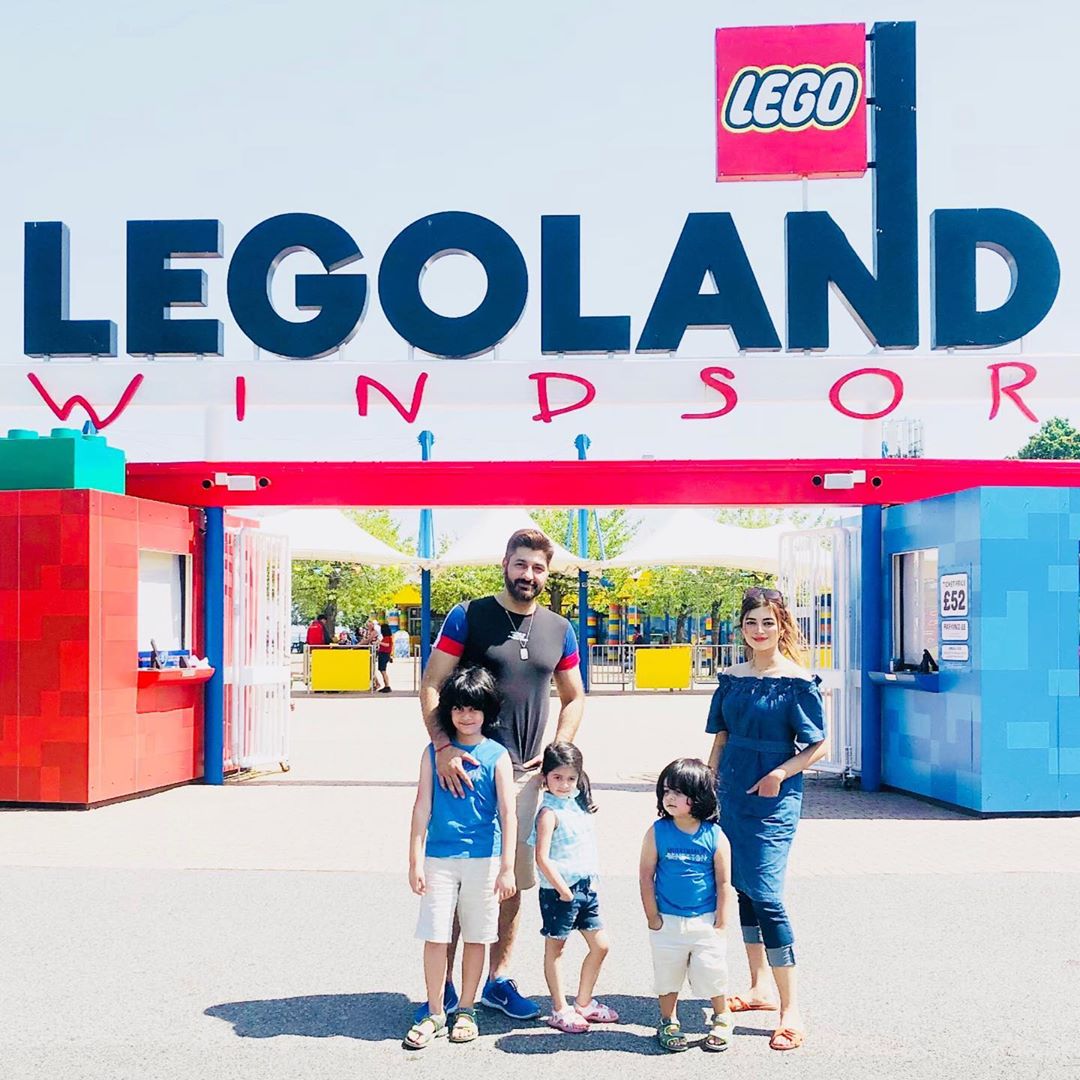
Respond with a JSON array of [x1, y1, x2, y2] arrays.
[[0, 486, 210, 805], [877, 486, 1080, 813]]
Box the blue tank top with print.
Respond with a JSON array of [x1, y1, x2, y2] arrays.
[[426, 738, 506, 859], [653, 817, 720, 917], [527, 790, 599, 889]]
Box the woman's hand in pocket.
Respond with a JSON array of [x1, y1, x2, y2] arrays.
[[746, 769, 785, 798]]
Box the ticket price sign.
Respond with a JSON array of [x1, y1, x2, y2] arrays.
[[940, 573, 969, 617], [941, 644, 970, 662]]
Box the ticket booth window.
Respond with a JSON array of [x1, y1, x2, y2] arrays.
[[891, 548, 938, 668], [138, 551, 191, 653]]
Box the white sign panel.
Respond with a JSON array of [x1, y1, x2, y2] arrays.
[[940, 643, 970, 662], [941, 619, 969, 642], [940, 573, 969, 617]]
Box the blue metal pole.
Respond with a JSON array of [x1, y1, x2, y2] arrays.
[[574, 434, 591, 692], [203, 507, 225, 785], [418, 431, 435, 674], [860, 504, 883, 792]]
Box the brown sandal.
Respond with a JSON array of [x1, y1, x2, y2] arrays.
[[769, 1027, 804, 1051], [727, 995, 778, 1013]]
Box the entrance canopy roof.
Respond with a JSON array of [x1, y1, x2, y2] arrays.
[[250, 509, 419, 566], [435, 509, 586, 572], [589, 509, 784, 573], [129, 459, 1080, 509]]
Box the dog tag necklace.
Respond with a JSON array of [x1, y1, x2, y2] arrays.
[[504, 607, 534, 661]]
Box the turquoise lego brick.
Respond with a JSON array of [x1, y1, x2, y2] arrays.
[[0, 427, 126, 494]]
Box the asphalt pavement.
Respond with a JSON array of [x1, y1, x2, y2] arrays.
[[1, 693, 1078, 1080]]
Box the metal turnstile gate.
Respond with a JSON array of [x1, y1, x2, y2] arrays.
[[779, 526, 861, 782], [223, 526, 291, 773]]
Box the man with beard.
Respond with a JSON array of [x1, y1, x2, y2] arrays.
[[416, 528, 585, 1022]]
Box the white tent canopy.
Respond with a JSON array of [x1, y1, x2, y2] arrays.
[[588, 509, 784, 574], [434, 509, 586, 572], [248, 509, 420, 565]]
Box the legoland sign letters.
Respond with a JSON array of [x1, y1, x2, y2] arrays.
[[2, 21, 1070, 458]]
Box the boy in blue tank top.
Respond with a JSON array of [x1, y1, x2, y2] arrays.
[[405, 667, 517, 1050], [639, 758, 734, 1053]]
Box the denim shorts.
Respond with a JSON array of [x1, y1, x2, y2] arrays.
[[538, 877, 603, 939]]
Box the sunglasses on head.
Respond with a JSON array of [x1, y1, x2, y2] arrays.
[[744, 587, 783, 604]]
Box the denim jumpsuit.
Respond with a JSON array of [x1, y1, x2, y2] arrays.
[[706, 674, 826, 967]]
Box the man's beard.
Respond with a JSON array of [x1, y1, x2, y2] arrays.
[[504, 569, 539, 602]]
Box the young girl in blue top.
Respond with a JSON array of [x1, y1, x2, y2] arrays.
[[530, 742, 619, 1034], [639, 757, 733, 1053], [405, 666, 517, 1049]]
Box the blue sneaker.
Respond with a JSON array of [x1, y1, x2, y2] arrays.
[[413, 981, 459, 1023], [480, 977, 540, 1020]]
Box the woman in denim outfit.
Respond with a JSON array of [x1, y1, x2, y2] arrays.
[[706, 587, 828, 1052]]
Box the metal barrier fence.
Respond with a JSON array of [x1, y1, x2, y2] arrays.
[[587, 643, 738, 690], [294, 643, 425, 693]]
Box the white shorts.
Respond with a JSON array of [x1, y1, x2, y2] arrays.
[[648, 913, 728, 998], [415, 857, 499, 945]]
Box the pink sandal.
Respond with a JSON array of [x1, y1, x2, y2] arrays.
[[548, 1007, 590, 1033], [575, 1000, 619, 1023]]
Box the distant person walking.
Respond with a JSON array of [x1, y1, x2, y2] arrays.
[[375, 622, 394, 693], [306, 615, 331, 646]]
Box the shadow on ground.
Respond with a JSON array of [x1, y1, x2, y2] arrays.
[[206, 993, 412, 1041], [205, 992, 775, 1049]]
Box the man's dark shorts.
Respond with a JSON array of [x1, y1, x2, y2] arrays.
[[538, 877, 603, 939]]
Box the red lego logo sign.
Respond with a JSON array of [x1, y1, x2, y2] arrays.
[[716, 23, 868, 181]]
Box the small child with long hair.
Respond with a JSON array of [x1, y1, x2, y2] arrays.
[[529, 741, 619, 1033], [639, 757, 733, 1053], [405, 666, 517, 1049]]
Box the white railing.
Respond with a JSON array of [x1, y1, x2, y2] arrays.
[[228, 527, 291, 771]]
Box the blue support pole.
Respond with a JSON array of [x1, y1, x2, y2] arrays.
[[574, 434, 591, 692], [860, 504, 883, 792], [203, 507, 225, 785], [418, 431, 435, 674]]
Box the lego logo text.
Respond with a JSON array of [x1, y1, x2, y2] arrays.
[[723, 64, 862, 133]]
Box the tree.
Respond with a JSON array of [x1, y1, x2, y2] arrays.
[[291, 511, 414, 632], [530, 509, 638, 615], [716, 506, 837, 529], [429, 563, 504, 620], [1015, 417, 1080, 459]]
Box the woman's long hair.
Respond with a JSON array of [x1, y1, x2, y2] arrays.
[[739, 591, 810, 666], [541, 741, 597, 813]]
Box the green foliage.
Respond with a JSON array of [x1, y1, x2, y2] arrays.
[[429, 563, 505, 616], [630, 565, 774, 642], [291, 511, 414, 630], [716, 506, 837, 529], [531, 509, 639, 614], [1015, 417, 1080, 460]]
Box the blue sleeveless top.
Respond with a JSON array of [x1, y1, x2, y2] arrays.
[[426, 738, 506, 859], [527, 790, 599, 888], [653, 817, 720, 917]]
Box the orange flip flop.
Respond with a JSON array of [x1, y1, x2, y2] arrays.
[[769, 1027, 805, 1051], [726, 995, 779, 1013]]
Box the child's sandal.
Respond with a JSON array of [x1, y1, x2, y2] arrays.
[[403, 1012, 447, 1049], [703, 1012, 732, 1052], [449, 1008, 479, 1043], [656, 1020, 688, 1052]]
